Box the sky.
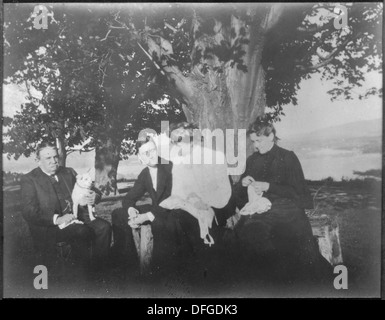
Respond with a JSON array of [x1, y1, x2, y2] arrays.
[[274, 72, 382, 138]]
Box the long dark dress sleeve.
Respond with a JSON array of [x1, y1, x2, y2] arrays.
[[234, 156, 254, 210], [268, 151, 313, 209]]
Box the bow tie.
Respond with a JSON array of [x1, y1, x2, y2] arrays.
[[49, 174, 58, 183]]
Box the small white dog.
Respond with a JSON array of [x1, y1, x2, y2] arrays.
[[72, 171, 96, 222]]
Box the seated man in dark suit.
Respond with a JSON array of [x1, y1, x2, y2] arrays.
[[112, 132, 236, 283], [21, 142, 111, 273], [111, 136, 185, 274]]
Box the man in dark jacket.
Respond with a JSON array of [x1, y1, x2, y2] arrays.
[[21, 142, 111, 270], [111, 136, 188, 274]]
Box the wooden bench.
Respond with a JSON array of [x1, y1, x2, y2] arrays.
[[133, 212, 343, 275], [120, 181, 343, 272]]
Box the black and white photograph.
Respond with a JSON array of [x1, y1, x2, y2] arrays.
[[2, 2, 383, 300]]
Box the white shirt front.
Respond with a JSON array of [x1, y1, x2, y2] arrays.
[[40, 167, 60, 224], [148, 166, 158, 192], [41, 168, 58, 181]]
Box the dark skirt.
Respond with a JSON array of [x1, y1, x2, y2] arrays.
[[234, 198, 332, 283]]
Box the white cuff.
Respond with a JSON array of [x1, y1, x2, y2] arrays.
[[147, 212, 155, 222], [128, 207, 138, 218], [53, 214, 59, 225]]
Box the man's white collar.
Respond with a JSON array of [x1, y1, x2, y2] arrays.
[[41, 167, 56, 176]]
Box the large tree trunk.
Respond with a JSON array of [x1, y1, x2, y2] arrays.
[[93, 67, 144, 195], [185, 15, 267, 132], [94, 134, 122, 195], [56, 136, 66, 167], [49, 117, 66, 167], [94, 99, 127, 195], [146, 5, 284, 179]]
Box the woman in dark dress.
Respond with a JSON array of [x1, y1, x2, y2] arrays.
[[234, 118, 332, 284]]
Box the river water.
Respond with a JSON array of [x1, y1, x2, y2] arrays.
[[3, 150, 381, 182]]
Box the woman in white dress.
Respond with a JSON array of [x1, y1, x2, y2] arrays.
[[160, 122, 232, 246]]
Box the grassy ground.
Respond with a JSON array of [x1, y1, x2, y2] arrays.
[[307, 180, 382, 297], [2, 180, 382, 298]]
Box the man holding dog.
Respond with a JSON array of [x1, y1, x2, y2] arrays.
[[21, 142, 111, 272]]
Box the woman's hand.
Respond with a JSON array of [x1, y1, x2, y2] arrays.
[[250, 181, 270, 194], [242, 176, 255, 187]]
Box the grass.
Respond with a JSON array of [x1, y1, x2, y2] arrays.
[[2, 179, 382, 298]]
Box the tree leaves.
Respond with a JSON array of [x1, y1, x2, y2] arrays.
[[4, 4, 185, 162], [3, 2, 382, 163], [263, 2, 382, 110]]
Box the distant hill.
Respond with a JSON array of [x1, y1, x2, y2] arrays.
[[286, 118, 382, 142], [278, 118, 382, 158]]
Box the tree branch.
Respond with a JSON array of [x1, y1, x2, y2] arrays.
[[144, 35, 189, 90], [105, 14, 193, 102], [164, 22, 178, 33], [100, 29, 112, 41], [297, 20, 333, 33], [66, 147, 95, 154], [137, 41, 166, 77], [66, 137, 95, 154], [262, 3, 285, 32], [24, 80, 33, 100], [52, 26, 66, 47], [109, 26, 129, 30], [300, 56, 334, 71], [296, 33, 359, 71]]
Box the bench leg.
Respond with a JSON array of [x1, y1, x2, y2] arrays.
[[310, 215, 343, 266], [132, 225, 154, 275]]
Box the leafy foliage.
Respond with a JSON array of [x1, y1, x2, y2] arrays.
[[121, 3, 382, 113], [3, 3, 382, 161], [264, 3, 382, 109], [3, 4, 185, 161]]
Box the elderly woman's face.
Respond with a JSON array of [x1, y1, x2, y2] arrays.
[[249, 133, 274, 154]]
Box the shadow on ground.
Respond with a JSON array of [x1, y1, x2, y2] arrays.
[[3, 180, 381, 298]]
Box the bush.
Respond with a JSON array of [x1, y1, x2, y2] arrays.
[[3, 171, 22, 186]]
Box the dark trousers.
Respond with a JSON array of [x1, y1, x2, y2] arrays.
[[56, 217, 111, 268], [111, 207, 206, 274], [30, 216, 111, 274], [110, 208, 139, 268]]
